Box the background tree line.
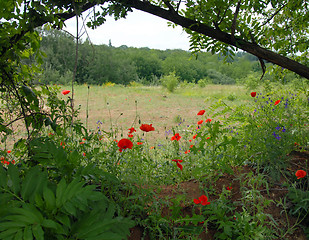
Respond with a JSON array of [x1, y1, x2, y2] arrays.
[[36, 28, 298, 86]]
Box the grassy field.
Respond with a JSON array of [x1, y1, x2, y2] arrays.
[[70, 84, 248, 142]]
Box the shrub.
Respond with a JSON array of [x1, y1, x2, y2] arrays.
[[0, 165, 134, 239], [198, 78, 211, 87], [160, 71, 179, 92], [207, 69, 236, 85]]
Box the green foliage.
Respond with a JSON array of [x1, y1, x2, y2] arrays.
[[37, 28, 268, 86], [287, 186, 309, 219], [160, 71, 179, 92], [207, 69, 236, 85], [199, 187, 275, 239], [0, 165, 134, 239], [184, 0, 309, 78]]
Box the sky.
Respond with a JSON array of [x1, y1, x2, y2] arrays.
[[63, 9, 191, 51]]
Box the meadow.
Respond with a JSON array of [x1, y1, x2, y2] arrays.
[[73, 84, 248, 143], [1, 83, 309, 239]]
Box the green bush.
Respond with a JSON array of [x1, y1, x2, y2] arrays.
[[0, 165, 134, 240], [198, 78, 211, 87], [207, 69, 236, 85], [160, 71, 179, 92]]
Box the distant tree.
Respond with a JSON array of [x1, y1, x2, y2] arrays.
[[2, 0, 309, 81]]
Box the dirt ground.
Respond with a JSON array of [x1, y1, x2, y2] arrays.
[[128, 150, 309, 240]]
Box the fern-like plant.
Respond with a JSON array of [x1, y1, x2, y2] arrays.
[[0, 165, 134, 239]]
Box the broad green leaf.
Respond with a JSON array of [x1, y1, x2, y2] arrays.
[[63, 201, 77, 216], [7, 164, 20, 194], [54, 214, 71, 228], [62, 178, 84, 204], [41, 219, 58, 230], [4, 214, 37, 225], [23, 203, 44, 223], [13, 229, 22, 240], [0, 166, 8, 189], [21, 166, 47, 202], [8, 204, 43, 224], [56, 178, 67, 208], [43, 186, 56, 210], [34, 194, 44, 209], [0, 227, 19, 239], [90, 232, 126, 240], [23, 226, 33, 240], [0, 221, 27, 231], [32, 224, 44, 240]]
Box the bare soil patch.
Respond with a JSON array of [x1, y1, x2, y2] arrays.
[[129, 151, 309, 239]]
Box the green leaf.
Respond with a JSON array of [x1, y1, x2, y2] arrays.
[[7, 164, 20, 194], [56, 178, 67, 208], [0, 166, 8, 189], [34, 194, 44, 209], [13, 229, 22, 240], [23, 226, 33, 240], [41, 219, 58, 230], [4, 214, 37, 225], [63, 201, 77, 216], [21, 85, 38, 105], [43, 186, 56, 210], [21, 166, 47, 202], [54, 214, 71, 228], [0, 227, 19, 239], [62, 178, 84, 204], [0, 221, 27, 231], [32, 224, 44, 240]]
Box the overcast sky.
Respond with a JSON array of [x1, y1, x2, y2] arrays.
[[63, 9, 191, 50]]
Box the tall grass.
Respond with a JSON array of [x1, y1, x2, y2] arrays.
[[72, 84, 248, 142]]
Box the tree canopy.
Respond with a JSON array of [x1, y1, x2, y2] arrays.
[[1, 0, 309, 82]]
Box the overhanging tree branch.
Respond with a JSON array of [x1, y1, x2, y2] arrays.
[[2, 0, 309, 80], [119, 0, 309, 79]]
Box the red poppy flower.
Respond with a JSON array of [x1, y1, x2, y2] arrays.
[[80, 142, 85, 144], [226, 186, 232, 191], [128, 127, 136, 134], [274, 100, 281, 105], [184, 150, 190, 154], [128, 134, 133, 138], [137, 142, 143, 145], [197, 110, 205, 115], [61, 90, 70, 95], [7, 150, 11, 153], [193, 195, 210, 205], [82, 152, 86, 156], [11, 160, 15, 164], [140, 124, 155, 132], [190, 145, 193, 148], [295, 170, 307, 179], [250, 92, 256, 97], [193, 134, 197, 139], [205, 119, 212, 123], [171, 133, 181, 141], [206, 137, 210, 140], [197, 120, 203, 125], [117, 138, 133, 152], [172, 159, 183, 171]]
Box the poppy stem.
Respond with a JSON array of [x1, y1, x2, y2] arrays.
[[86, 85, 89, 129]]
